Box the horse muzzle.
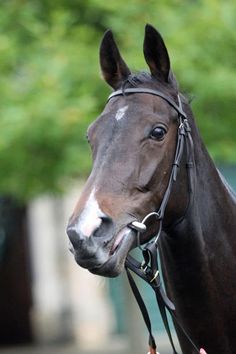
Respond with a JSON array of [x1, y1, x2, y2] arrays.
[[66, 216, 136, 277]]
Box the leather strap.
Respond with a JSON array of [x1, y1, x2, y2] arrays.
[[125, 244, 179, 354], [108, 86, 198, 353], [126, 268, 157, 351], [109, 87, 193, 223], [108, 88, 187, 118], [125, 242, 200, 354]]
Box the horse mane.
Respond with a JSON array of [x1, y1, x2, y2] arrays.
[[121, 71, 191, 105]]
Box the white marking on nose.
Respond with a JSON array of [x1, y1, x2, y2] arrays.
[[115, 105, 128, 121], [78, 188, 105, 237]]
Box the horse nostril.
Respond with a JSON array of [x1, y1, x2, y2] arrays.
[[67, 213, 113, 242], [66, 225, 83, 248], [100, 215, 112, 224], [93, 215, 114, 238]]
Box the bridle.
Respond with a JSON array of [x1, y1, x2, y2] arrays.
[[108, 88, 204, 354], [108, 87, 195, 245], [108, 88, 194, 224]]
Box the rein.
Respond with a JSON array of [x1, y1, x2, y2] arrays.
[[108, 88, 206, 354]]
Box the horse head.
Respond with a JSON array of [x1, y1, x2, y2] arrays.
[[67, 25, 191, 277]]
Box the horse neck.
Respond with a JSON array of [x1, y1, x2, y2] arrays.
[[169, 108, 236, 247], [174, 104, 236, 240], [161, 129, 236, 264], [160, 102, 236, 259], [159, 113, 236, 352], [190, 121, 236, 238]]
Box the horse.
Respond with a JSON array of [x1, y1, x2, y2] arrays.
[[66, 24, 236, 354]]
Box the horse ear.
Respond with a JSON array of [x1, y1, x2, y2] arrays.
[[143, 24, 171, 83], [100, 30, 131, 89]]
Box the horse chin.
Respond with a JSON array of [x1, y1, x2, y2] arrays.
[[89, 228, 136, 278]]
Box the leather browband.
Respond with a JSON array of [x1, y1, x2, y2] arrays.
[[108, 88, 187, 119]]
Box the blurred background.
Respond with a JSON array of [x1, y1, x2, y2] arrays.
[[0, 1, 235, 353]]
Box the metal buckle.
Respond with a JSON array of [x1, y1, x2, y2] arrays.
[[141, 260, 148, 273], [150, 270, 159, 283], [130, 221, 147, 232]]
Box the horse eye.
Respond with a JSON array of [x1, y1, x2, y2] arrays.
[[150, 126, 167, 141]]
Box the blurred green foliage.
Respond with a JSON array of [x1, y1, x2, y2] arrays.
[[0, 0, 235, 201]]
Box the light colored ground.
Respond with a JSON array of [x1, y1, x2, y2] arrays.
[[0, 334, 179, 354], [0, 346, 171, 354]]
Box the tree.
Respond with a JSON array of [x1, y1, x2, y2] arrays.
[[0, 0, 235, 201]]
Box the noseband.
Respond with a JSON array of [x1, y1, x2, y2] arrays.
[[108, 88, 200, 354]]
